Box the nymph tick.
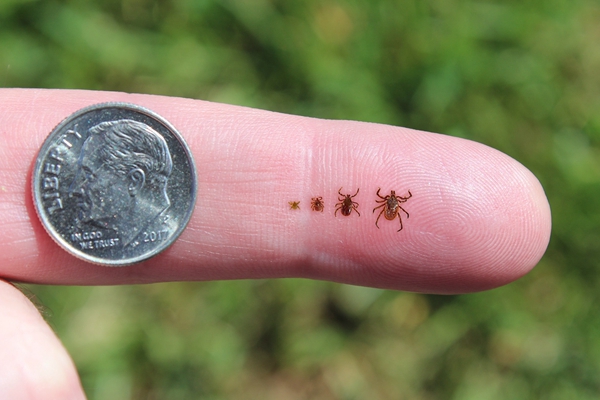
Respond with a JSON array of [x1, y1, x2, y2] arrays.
[[311, 197, 324, 212], [289, 201, 300, 210]]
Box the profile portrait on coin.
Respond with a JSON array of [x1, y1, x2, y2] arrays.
[[69, 119, 174, 247]]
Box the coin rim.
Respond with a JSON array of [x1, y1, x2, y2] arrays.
[[32, 102, 198, 266]]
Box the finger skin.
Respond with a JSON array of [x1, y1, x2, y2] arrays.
[[0, 89, 551, 293], [0, 281, 85, 399]]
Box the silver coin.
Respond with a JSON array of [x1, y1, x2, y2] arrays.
[[32, 103, 197, 266]]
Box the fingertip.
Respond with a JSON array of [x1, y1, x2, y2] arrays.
[[411, 139, 552, 293], [312, 128, 553, 294], [487, 156, 552, 287]]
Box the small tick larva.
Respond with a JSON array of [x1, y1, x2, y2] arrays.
[[311, 196, 324, 212], [373, 188, 412, 231], [289, 201, 301, 210], [334, 188, 360, 217]]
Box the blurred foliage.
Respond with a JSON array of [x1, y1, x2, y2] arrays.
[[2, 0, 600, 398]]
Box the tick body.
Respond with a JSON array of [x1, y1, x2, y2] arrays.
[[335, 188, 360, 217], [289, 201, 300, 210], [311, 196, 324, 212], [373, 188, 412, 231]]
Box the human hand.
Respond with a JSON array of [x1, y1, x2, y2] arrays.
[[0, 89, 551, 398]]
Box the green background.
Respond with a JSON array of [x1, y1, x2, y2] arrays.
[[2, 0, 599, 399]]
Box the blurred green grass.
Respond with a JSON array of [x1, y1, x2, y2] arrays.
[[2, 0, 600, 399]]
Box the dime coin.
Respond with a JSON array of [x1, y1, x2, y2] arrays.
[[32, 103, 197, 266]]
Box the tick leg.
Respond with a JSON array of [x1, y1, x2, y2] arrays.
[[398, 206, 409, 218], [373, 203, 385, 213], [351, 188, 360, 197], [375, 188, 386, 200], [338, 187, 344, 197], [354, 207, 361, 217], [397, 190, 412, 201], [375, 208, 384, 228], [397, 215, 404, 232]]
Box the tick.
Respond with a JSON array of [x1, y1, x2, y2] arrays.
[[373, 188, 412, 231], [311, 196, 324, 212], [335, 188, 360, 217], [289, 201, 300, 210]]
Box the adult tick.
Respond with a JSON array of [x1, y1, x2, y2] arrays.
[[335, 188, 360, 217], [373, 188, 412, 231]]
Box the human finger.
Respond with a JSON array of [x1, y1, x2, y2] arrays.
[[0, 89, 551, 293], [0, 280, 85, 399]]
